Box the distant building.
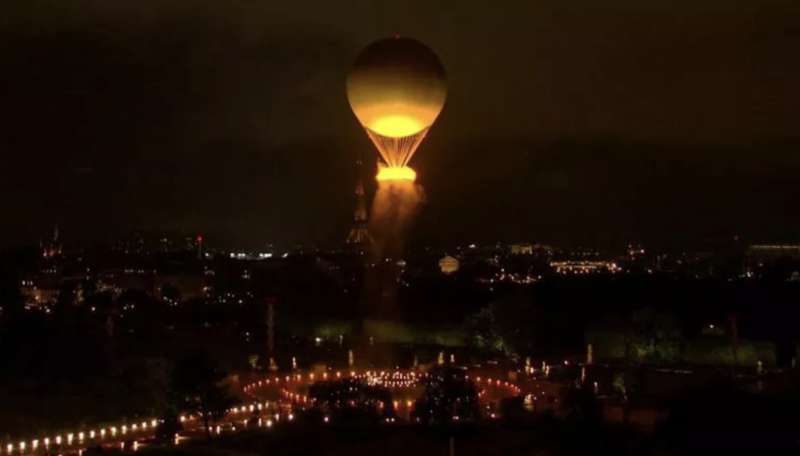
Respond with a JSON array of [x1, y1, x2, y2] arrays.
[[747, 244, 800, 262], [99, 269, 158, 296], [510, 243, 534, 255], [227, 252, 274, 260], [746, 244, 800, 279], [20, 277, 59, 308], [439, 255, 460, 274], [40, 225, 62, 260]]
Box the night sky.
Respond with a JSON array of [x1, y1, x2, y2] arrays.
[[2, 1, 799, 250]]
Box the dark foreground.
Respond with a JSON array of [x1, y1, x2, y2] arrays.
[[137, 423, 635, 456]]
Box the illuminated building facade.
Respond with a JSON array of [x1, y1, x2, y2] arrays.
[[510, 243, 533, 255], [745, 244, 800, 279], [550, 260, 620, 275]]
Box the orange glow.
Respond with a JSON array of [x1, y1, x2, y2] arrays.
[[369, 115, 424, 138], [376, 166, 416, 182]]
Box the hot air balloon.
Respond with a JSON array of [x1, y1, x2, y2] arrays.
[[347, 37, 447, 182]]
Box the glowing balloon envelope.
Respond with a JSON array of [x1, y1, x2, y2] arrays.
[[347, 37, 447, 180]]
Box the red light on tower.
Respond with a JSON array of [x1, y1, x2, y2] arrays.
[[196, 235, 204, 260]]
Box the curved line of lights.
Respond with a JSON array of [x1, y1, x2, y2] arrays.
[[4, 368, 532, 454]]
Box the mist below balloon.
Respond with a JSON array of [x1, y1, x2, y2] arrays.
[[359, 179, 424, 319], [369, 179, 424, 261]]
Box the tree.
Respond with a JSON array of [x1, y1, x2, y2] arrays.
[[170, 351, 236, 439], [625, 306, 682, 365], [465, 306, 508, 355], [490, 292, 540, 357], [482, 289, 572, 358]]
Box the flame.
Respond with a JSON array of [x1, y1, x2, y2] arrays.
[[376, 166, 417, 182]]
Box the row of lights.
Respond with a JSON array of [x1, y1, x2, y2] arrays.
[[212, 411, 295, 435], [5, 398, 291, 455], [243, 370, 368, 396], [3, 419, 159, 455], [246, 368, 526, 421], [6, 363, 579, 456], [280, 387, 422, 413], [246, 370, 524, 397], [244, 370, 422, 399], [468, 375, 523, 395]]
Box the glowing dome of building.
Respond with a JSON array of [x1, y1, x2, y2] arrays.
[[439, 255, 460, 275]]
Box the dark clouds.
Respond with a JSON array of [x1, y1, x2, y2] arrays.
[[1, 0, 798, 249]]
